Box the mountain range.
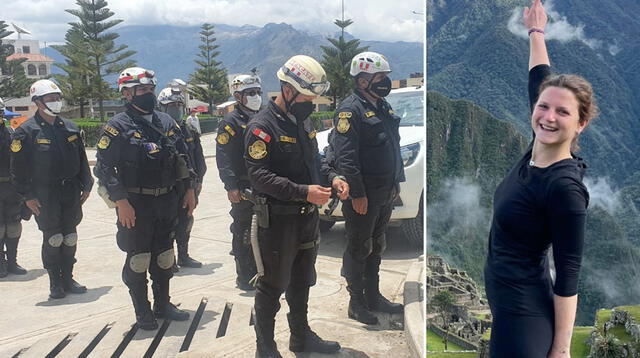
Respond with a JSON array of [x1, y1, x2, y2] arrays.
[[44, 22, 423, 95]]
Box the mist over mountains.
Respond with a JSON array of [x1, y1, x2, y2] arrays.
[[45, 22, 423, 94]]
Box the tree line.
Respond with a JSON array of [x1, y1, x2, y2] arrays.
[[1, 0, 367, 120]]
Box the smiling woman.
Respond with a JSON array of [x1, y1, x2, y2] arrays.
[[483, 0, 599, 357]]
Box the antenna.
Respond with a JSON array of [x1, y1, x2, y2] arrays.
[[11, 23, 31, 39]]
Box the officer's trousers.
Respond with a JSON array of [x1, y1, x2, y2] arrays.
[[116, 190, 179, 303], [254, 208, 319, 345], [341, 199, 393, 288], [174, 189, 199, 257], [33, 180, 82, 270], [230, 198, 256, 282], [0, 182, 23, 264]]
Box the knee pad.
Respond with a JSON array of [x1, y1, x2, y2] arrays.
[[186, 216, 194, 232], [129, 252, 151, 273], [372, 234, 387, 255], [47, 233, 64, 248], [354, 238, 373, 260], [156, 248, 175, 270], [6, 222, 21, 239], [63, 233, 78, 246]]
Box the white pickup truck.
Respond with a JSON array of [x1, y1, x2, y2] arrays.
[[316, 86, 424, 248]]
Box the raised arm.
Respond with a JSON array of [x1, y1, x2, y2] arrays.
[[524, 0, 550, 71]]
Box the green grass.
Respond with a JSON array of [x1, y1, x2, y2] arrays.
[[571, 326, 592, 358], [595, 309, 612, 333], [428, 353, 477, 358], [427, 329, 470, 351], [616, 305, 640, 322]]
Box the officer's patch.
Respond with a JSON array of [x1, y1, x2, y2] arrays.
[[364, 111, 376, 118], [145, 142, 160, 154], [67, 134, 78, 142], [241, 124, 247, 129], [249, 140, 267, 160], [389, 109, 395, 115], [133, 131, 142, 138], [225, 124, 236, 136], [186, 137, 194, 143], [279, 135, 297, 143], [10, 139, 21, 152], [252, 128, 271, 142], [217, 133, 229, 145], [104, 125, 119, 137], [37, 138, 51, 144], [338, 111, 352, 119], [308, 130, 317, 139], [167, 130, 175, 137], [97, 135, 110, 149], [337, 118, 351, 134]]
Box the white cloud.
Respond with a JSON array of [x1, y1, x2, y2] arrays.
[[2, 0, 424, 43], [507, 0, 602, 50], [584, 177, 621, 215]]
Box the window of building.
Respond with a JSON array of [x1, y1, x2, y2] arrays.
[[27, 64, 37, 76], [15, 106, 29, 111], [22, 46, 30, 54], [38, 64, 47, 76]]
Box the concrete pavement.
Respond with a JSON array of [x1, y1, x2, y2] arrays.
[[0, 136, 422, 357]]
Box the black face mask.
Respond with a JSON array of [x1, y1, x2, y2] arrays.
[[132, 92, 156, 113], [290, 101, 314, 121], [368, 76, 392, 98]]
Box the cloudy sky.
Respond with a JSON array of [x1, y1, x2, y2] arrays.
[[3, 0, 425, 44]]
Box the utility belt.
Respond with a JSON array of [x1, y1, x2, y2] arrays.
[[298, 239, 320, 250], [0, 176, 10, 183], [126, 185, 174, 196], [269, 203, 316, 215]]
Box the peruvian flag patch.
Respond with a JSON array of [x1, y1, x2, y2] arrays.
[[253, 128, 272, 143]]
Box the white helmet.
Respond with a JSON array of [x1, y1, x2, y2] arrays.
[[30, 79, 63, 101], [157, 87, 185, 105], [118, 67, 157, 92], [231, 74, 262, 93], [168, 78, 186, 92], [276, 55, 330, 96], [350, 51, 391, 77], [0, 97, 4, 111]]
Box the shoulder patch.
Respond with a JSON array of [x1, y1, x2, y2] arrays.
[[133, 131, 142, 138], [338, 111, 353, 119], [225, 124, 236, 136], [217, 133, 229, 145], [308, 130, 317, 139], [279, 135, 297, 144], [167, 130, 175, 137], [186, 137, 194, 143], [249, 139, 267, 160], [364, 111, 376, 118], [10, 139, 22, 152], [67, 134, 79, 142], [97, 135, 111, 149], [252, 128, 272, 143], [337, 118, 351, 134], [388, 109, 395, 115], [104, 125, 119, 137], [37, 138, 52, 144]]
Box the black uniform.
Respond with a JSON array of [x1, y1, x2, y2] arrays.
[[174, 117, 206, 263], [93, 105, 194, 324], [484, 65, 589, 357], [10, 113, 93, 285], [216, 106, 256, 285], [245, 100, 338, 354], [327, 90, 404, 306], [1, 120, 25, 277]]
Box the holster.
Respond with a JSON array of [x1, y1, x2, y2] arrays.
[[241, 189, 269, 228], [175, 154, 190, 180], [97, 185, 117, 209]]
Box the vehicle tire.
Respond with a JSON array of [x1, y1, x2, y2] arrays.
[[401, 197, 423, 248], [319, 220, 336, 233]]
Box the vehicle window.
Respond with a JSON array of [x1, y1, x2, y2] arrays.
[[386, 90, 424, 127]]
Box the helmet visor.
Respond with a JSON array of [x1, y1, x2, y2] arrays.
[[281, 67, 330, 95]]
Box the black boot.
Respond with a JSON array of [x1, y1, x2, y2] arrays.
[[364, 256, 403, 314], [129, 287, 158, 330], [177, 243, 202, 268], [346, 281, 378, 325], [5, 238, 27, 275], [152, 279, 190, 321], [0, 239, 7, 278], [255, 284, 282, 358], [288, 313, 341, 353], [61, 264, 87, 293], [235, 259, 256, 291], [47, 269, 66, 299]]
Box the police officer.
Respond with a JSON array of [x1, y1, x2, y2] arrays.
[[326, 52, 405, 325], [157, 80, 207, 269], [245, 55, 348, 357], [216, 73, 262, 290], [10, 80, 93, 298], [94, 67, 196, 330], [0, 98, 27, 278]]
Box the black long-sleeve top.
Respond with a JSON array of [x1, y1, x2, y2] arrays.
[[216, 107, 253, 191], [484, 65, 590, 316], [10, 113, 93, 200]]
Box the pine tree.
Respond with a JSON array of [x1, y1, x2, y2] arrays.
[[189, 23, 229, 114], [0, 21, 30, 100], [64, 0, 136, 120], [52, 28, 93, 117], [320, 11, 368, 109]]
